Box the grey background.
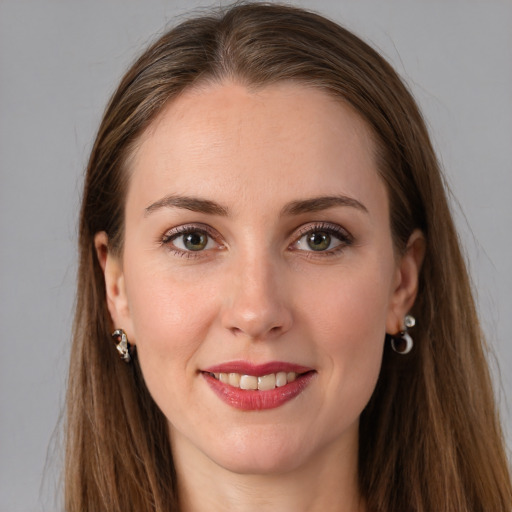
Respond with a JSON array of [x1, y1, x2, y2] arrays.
[[1, 1, 511, 510]]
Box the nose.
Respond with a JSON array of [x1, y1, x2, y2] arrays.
[[220, 254, 293, 341]]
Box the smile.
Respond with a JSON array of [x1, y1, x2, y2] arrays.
[[207, 371, 299, 391], [202, 362, 316, 410]]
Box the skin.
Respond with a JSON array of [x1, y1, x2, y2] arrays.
[[96, 81, 424, 512]]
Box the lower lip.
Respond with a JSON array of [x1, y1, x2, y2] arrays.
[[202, 372, 316, 411]]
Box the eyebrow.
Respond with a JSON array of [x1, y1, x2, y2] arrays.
[[144, 195, 229, 217], [281, 195, 368, 216], [144, 193, 367, 218]]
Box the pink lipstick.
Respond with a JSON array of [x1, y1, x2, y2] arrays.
[[201, 361, 316, 411]]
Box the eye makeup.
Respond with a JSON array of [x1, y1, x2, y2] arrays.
[[160, 223, 224, 259], [158, 219, 353, 260], [290, 221, 354, 257]]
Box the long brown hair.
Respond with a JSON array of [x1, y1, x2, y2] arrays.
[[66, 3, 512, 511]]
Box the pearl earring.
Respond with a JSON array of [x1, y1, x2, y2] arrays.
[[389, 314, 415, 355]]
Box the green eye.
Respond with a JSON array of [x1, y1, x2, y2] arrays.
[[164, 228, 216, 253], [182, 232, 208, 251], [306, 232, 331, 251], [293, 223, 351, 254]]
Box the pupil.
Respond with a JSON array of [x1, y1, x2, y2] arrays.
[[307, 232, 330, 251], [184, 232, 206, 251]]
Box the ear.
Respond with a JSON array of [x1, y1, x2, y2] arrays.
[[94, 232, 135, 343], [386, 229, 425, 334]]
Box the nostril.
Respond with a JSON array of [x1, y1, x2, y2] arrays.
[[228, 323, 286, 340]]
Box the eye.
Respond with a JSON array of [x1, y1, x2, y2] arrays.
[[291, 223, 352, 254], [303, 231, 335, 251], [173, 231, 212, 251], [161, 225, 221, 255]]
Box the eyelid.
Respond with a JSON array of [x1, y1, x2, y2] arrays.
[[290, 221, 353, 253], [159, 221, 352, 258], [160, 223, 224, 257], [161, 223, 218, 242], [294, 221, 351, 239]]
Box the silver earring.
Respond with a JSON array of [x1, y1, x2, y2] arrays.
[[111, 329, 132, 363], [390, 314, 415, 355]]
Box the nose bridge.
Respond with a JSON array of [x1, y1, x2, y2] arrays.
[[221, 244, 292, 340]]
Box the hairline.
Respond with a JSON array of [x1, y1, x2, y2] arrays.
[[111, 75, 390, 255]]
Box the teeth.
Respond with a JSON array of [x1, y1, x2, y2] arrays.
[[240, 375, 258, 390], [228, 373, 240, 387], [211, 371, 300, 390], [258, 373, 276, 391], [276, 371, 287, 387]]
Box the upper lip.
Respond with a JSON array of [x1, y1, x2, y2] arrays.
[[202, 361, 314, 377]]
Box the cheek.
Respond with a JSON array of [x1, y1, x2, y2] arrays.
[[122, 263, 225, 432], [297, 257, 394, 402], [300, 257, 393, 343], [122, 256, 220, 378]]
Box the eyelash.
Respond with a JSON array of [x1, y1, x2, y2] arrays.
[[290, 222, 353, 257], [160, 224, 222, 259], [160, 221, 353, 259]]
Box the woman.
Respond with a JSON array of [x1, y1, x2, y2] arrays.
[[66, 3, 512, 511]]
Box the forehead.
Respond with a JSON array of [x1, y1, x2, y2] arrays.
[[126, 81, 385, 218]]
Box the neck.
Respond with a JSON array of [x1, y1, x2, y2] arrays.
[[171, 428, 364, 512]]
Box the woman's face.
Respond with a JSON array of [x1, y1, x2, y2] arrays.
[[100, 81, 421, 475]]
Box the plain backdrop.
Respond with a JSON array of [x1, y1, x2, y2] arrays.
[[1, 1, 511, 510]]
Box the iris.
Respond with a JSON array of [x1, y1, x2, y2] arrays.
[[307, 232, 331, 251]]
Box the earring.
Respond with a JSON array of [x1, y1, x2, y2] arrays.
[[389, 314, 415, 355], [111, 329, 132, 363]]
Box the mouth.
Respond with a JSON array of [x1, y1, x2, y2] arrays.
[[205, 370, 305, 391], [201, 362, 316, 410]]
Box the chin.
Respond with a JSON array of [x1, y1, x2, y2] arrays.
[[207, 428, 310, 476], [217, 451, 304, 476]]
